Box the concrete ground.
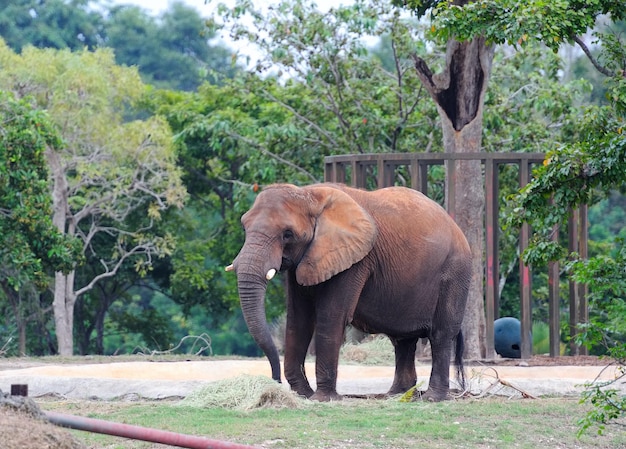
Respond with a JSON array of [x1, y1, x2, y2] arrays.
[[0, 358, 623, 400]]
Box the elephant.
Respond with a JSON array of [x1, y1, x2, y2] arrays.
[[226, 183, 472, 402]]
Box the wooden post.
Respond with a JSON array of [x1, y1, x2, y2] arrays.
[[484, 158, 498, 360], [519, 161, 532, 360], [577, 205, 589, 356], [568, 207, 580, 355], [549, 212, 561, 356]]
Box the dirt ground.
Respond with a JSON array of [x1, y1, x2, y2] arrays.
[[0, 354, 620, 449], [0, 393, 84, 449]]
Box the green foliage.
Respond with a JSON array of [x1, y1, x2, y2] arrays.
[[484, 44, 592, 153], [212, 0, 440, 157], [391, 0, 439, 18], [588, 191, 626, 242], [424, 0, 625, 52], [0, 0, 104, 52], [572, 241, 626, 435], [0, 0, 239, 92], [106, 2, 239, 91], [507, 103, 626, 267], [568, 241, 626, 357], [0, 91, 79, 290], [578, 383, 626, 437], [0, 40, 188, 355], [506, 20, 625, 434], [107, 295, 175, 353]]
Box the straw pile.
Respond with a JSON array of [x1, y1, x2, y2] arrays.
[[179, 375, 302, 410]]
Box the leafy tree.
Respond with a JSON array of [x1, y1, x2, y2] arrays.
[[0, 91, 80, 354], [0, 0, 104, 52], [143, 84, 296, 355], [0, 41, 187, 355], [505, 18, 625, 435], [105, 1, 239, 91], [212, 0, 438, 157], [387, 0, 624, 358], [0, 0, 239, 92]]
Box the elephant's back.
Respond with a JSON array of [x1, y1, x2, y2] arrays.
[[347, 186, 449, 220], [333, 183, 470, 258]]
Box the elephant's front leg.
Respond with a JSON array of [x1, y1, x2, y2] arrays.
[[283, 288, 315, 398], [309, 289, 358, 401], [309, 318, 345, 402]]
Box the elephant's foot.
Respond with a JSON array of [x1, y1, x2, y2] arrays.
[[410, 388, 449, 402], [387, 380, 417, 396], [310, 390, 343, 402], [291, 385, 315, 398]]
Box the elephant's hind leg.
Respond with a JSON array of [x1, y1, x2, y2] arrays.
[[387, 337, 418, 395], [420, 333, 453, 402]]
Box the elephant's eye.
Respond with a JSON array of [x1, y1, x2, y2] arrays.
[[283, 229, 295, 241]]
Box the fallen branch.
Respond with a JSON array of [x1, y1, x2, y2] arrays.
[[470, 367, 537, 399], [131, 334, 213, 357]]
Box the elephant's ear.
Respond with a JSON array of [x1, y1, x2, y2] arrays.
[[296, 186, 377, 286]]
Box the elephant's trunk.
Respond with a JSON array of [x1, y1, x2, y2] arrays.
[[235, 257, 281, 383]]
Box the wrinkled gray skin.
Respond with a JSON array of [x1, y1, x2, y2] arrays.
[[228, 183, 471, 402]]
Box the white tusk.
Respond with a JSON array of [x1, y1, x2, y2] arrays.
[[225, 264, 234, 272], [266, 268, 277, 280]]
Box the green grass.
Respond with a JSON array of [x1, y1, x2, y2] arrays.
[[41, 395, 626, 449]]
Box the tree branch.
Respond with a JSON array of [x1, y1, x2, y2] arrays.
[[73, 241, 157, 298], [261, 90, 339, 148], [227, 131, 320, 183], [411, 53, 442, 101], [574, 36, 616, 78]]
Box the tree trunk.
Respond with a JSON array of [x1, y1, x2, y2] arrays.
[[414, 36, 495, 359], [46, 147, 76, 356], [53, 272, 77, 355]]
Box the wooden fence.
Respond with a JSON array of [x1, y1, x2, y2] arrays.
[[324, 152, 588, 359]]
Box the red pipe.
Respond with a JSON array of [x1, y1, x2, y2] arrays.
[[44, 411, 260, 449]]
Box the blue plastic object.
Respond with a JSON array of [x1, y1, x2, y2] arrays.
[[494, 317, 522, 358]]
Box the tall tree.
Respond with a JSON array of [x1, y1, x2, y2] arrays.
[[105, 1, 238, 91], [507, 21, 625, 433], [0, 91, 79, 354], [0, 1, 238, 92], [389, 0, 625, 358], [387, 0, 493, 358], [0, 41, 187, 355], [0, 0, 104, 52]]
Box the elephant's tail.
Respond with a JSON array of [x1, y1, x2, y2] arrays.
[[454, 330, 467, 392]]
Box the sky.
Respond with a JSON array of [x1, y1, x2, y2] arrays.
[[107, 0, 215, 15], [107, 0, 341, 16]]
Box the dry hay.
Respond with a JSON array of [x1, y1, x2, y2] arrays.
[[179, 374, 302, 410], [0, 390, 85, 449], [340, 335, 395, 365]]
